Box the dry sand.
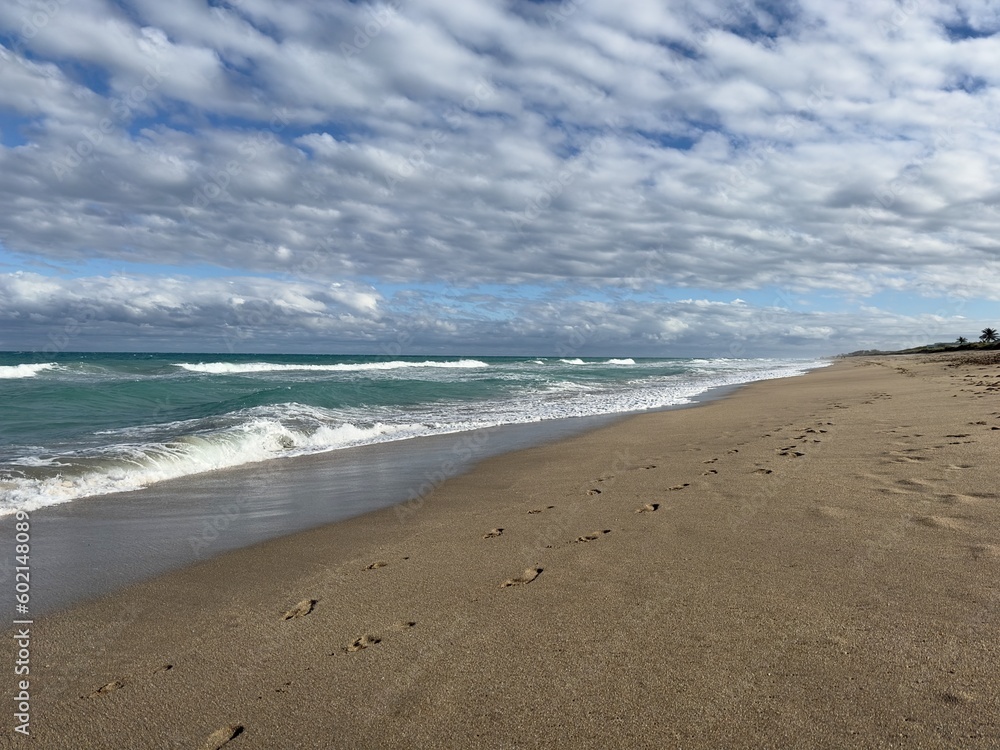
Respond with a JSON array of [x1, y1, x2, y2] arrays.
[[5, 353, 1000, 749]]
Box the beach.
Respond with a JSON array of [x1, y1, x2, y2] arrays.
[[6, 353, 1000, 748]]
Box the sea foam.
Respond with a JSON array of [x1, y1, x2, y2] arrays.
[[0, 357, 830, 514], [0, 363, 57, 379], [173, 359, 488, 374]]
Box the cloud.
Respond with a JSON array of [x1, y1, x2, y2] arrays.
[[0, 271, 985, 357], [1, 1, 999, 353]]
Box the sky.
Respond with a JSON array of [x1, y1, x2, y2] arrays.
[[0, 0, 998, 357]]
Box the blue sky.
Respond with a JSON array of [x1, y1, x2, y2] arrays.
[[0, 0, 998, 356]]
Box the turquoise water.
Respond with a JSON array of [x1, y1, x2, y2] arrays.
[[0, 352, 828, 513]]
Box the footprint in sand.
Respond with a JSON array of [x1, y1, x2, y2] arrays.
[[391, 621, 417, 632], [941, 690, 977, 705], [587, 489, 602, 496], [575, 530, 611, 543], [895, 478, 938, 492], [152, 663, 173, 674], [200, 725, 244, 750], [668, 483, 690, 491], [85, 680, 123, 699], [936, 493, 980, 506], [344, 634, 381, 652], [636, 503, 659, 513], [500, 567, 542, 588], [703, 458, 718, 464], [753, 468, 773, 475], [483, 528, 504, 539], [968, 544, 1000, 560], [911, 516, 966, 531], [365, 561, 388, 570], [702, 469, 718, 475], [282, 599, 317, 620], [877, 486, 912, 496]]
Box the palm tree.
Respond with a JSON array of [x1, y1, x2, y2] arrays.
[[956, 336, 968, 345], [981, 327, 998, 343]]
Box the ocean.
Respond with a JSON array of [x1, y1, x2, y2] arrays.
[[0, 352, 829, 516]]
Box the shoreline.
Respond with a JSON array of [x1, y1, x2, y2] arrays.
[[12, 369, 798, 616], [3, 355, 825, 519], [8, 353, 1000, 748]]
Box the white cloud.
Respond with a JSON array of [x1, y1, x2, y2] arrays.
[[1, 1, 999, 353], [0, 272, 990, 357]]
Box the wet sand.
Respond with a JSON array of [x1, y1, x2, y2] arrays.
[[19, 412, 627, 615], [7, 353, 1000, 748]]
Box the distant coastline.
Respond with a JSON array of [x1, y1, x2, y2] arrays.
[[841, 341, 1000, 358]]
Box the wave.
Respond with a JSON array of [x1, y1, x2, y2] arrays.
[[557, 358, 635, 365], [0, 412, 446, 512], [0, 363, 57, 379], [173, 359, 488, 374], [0, 358, 831, 513], [542, 381, 596, 393]]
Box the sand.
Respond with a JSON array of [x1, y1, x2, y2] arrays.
[[5, 353, 1000, 748]]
